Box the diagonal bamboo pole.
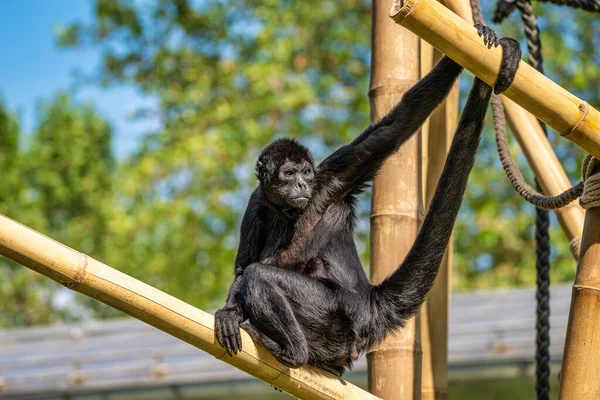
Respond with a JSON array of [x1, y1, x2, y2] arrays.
[[0, 213, 379, 400], [389, 0, 600, 159]]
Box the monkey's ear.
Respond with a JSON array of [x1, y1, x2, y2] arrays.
[[255, 159, 265, 180]]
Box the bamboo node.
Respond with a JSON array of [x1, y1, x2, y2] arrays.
[[369, 82, 419, 98], [573, 284, 600, 293], [66, 253, 89, 289], [561, 101, 589, 137]]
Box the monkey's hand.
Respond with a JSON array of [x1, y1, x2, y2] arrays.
[[261, 254, 281, 267], [263, 253, 303, 271], [474, 24, 522, 94], [215, 307, 243, 356]]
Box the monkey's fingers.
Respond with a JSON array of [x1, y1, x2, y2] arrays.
[[228, 320, 242, 353], [216, 320, 232, 355], [217, 319, 237, 356], [234, 329, 243, 353], [225, 320, 242, 354], [474, 24, 499, 48], [224, 335, 235, 356]]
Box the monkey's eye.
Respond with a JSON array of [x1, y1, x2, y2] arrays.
[[304, 169, 312, 175], [284, 170, 294, 177]]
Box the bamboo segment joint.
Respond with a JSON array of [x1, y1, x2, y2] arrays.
[[66, 253, 89, 289], [562, 102, 590, 137], [573, 284, 600, 293]]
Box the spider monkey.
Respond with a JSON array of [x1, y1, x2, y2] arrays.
[[215, 26, 521, 376]]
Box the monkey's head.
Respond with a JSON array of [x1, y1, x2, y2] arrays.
[[256, 138, 315, 210]]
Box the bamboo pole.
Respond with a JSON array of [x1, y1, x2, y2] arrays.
[[389, 0, 600, 160], [421, 47, 459, 400], [435, 0, 585, 257], [368, 0, 423, 398], [558, 165, 600, 399], [419, 38, 435, 400], [0, 214, 379, 400]]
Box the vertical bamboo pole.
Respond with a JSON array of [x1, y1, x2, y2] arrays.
[[558, 165, 600, 399], [368, 0, 423, 398], [419, 39, 435, 400], [421, 47, 459, 400]]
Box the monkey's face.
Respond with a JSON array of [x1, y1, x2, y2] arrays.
[[271, 159, 315, 209], [256, 138, 316, 211]]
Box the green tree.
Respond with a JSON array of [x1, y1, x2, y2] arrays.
[[26, 93, 117, 318], [28, 93, 114, 251], [0, 97, 57, 327], [0, 93, 117, 326]]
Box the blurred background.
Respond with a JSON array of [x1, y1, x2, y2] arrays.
[[0, 0, 597, 399]]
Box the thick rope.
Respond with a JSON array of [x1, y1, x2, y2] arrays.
[[493, 105, 584, 210], [471, 2, 551, 398], [580, 155, 600, 208], [516, 5, 551, 398]]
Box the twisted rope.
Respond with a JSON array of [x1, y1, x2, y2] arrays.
[[517, 5, 551, 398], [580, 155, 600, 208], [471, 2, 552, 398]]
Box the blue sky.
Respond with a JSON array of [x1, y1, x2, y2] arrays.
[[0, 1, 158, 158]]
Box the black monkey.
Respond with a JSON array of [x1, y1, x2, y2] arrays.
[[215, 26, 521, 376]]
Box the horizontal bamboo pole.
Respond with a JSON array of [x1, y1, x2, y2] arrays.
[[390, 0, 600, 159], [0, 213, 379, 400]]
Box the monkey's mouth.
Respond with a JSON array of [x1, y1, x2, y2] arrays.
[[288, 196, 310, 209]]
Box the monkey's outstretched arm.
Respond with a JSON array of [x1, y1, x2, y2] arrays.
[[315, 55, 464, 202]]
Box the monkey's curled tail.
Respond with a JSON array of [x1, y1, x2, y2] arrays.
[[368, 78, 493, 344]]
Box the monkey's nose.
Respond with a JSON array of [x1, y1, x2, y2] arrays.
[[297, 181, 307, 190]]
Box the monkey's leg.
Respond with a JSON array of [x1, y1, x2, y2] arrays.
[[241, 264, 312, 368]]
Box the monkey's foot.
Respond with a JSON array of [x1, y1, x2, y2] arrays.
[[273, 353, 304, 369], [241, 322, 307, 368]]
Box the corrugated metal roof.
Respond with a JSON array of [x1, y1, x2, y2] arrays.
[[0, 284, 573, 399]]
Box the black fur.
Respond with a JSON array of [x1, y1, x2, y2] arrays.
[[215, 28, 521, 376]]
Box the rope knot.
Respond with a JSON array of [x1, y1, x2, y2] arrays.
[[579, 155, 600, 209]]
